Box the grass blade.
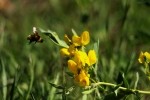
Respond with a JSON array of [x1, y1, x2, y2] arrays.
[[1, 59, 7, 100]]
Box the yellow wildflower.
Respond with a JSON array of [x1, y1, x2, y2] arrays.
[[72, 31, 90, 46], [74, 70, 90, 86], [138, 51, 150, 63], [81, 31, 90, 45], [88, 50, 97, 66], [60, 31, 95, 87], [72, 35, 81, 46], [68, 60, 78, 74]]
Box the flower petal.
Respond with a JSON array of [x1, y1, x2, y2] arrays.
[[88, 50, 97, 65], [72, 35, 81, 46], [68, 60, 78, 74], [74, 50, 90, 66], [60, 48, 70, 56], [81, 31, 90, 45]]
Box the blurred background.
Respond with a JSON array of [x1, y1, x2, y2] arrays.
[[0, 0, 150, 99]]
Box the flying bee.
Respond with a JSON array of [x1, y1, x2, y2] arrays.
[[27, 27, 43, 44]]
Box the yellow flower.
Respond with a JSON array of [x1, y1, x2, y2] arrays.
[[60, 44, 76, 57], [72, 31, 90, 46], [68, 60, 78, 74], [74, 70, 90, 86], [81, 31, 90, 45], [88, 50, 97, 66], [60, 48, 70, 56], [138, 51, 150, 63], [72, 35, 81, 46], [74, 50, 90, 66]]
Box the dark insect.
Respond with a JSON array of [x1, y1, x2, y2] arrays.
[[27, 27, 43, 44]]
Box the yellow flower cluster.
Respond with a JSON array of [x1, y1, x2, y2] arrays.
[[60, 31, 97, 87]]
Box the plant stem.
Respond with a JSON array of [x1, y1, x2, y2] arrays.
[[94, 82, 150, 95]]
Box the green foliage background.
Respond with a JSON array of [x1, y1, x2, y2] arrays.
[[0, 0, 150, 99]]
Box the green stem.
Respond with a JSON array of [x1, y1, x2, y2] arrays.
[[94, 82, 150, 95]]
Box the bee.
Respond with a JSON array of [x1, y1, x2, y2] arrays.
[[27, 27, 43, 44]]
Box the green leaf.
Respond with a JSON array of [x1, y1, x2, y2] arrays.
[[48, 73, 60, 100], [49, 82, 64, 89], [39, 28, 69, 48], [93, 40, 99, 79], [134, 72, 139, 89], [114, 89, 119, 96], [10, 73, 18, 100], [71, 29, 78, 36], [1, 59, 7, 100], [125, 52, 136, 74], [17, 86, 24, 97], [122, 73, 129, 88]]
